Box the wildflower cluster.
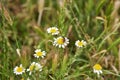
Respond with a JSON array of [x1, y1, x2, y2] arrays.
[[47, 27, 87, 49], [47, 27, 69, 48], [47, 27, 103, 77], [13, 26, 103, 78], [13, 49, 46, 76]]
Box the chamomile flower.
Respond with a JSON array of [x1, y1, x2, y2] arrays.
[[47, 27, 59, 35], [75, 40, 87, 48], [13, 64, 25, 75], [34, 49, 46, 58], [53, 36, 69, 48], [93, 64, 102, 77], [27, 62, 42, 75]]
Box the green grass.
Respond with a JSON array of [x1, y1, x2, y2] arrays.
[[0, 0, 120, 80]]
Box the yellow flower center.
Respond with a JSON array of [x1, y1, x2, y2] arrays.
[[78, 41, 83, 46], [36, 51, 43, 56], [17, 67, 23, 72], [57, 37, 64, 44], [30, 65, 35, 71], [21, 78, 24, 80], [50, 29, 56, 33], [93, 64, 102, 70]]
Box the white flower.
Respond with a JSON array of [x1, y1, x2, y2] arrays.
[[53, 36, 69, 48], [34, 49, 46, 58], [27, 62, 42, 75], [75, 40, 86, 47], [47, 27, 59, 35], [13, 64, 25, 75], [93, 64, 102, 77], [27, 77, 30, 80]]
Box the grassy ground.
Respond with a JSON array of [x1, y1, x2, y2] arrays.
[[0, 0, 120, 80]]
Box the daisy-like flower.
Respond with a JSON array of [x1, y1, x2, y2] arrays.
[[34, 49, 46, 58], [53, 36, 69, 48], [27, 62, 42, 75], [75, 40, 87, 48], [13, 64, 25, 75], [47, 27, 59, 35], [93, 64, 102, 77]]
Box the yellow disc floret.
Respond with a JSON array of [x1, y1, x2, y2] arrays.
[[50, 29, 56, 33], [57, 37, 64, 44], [78, 41, 83, 46], [16, 67, 23, 72], [36, 51, 43, 56], [29, 65, 35, 71], [21, 78, 24, 80], [93, 64, 102, 70]]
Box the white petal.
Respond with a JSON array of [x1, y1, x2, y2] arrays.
[[62, 45, 65, 48], [99, 70, 102, 74]]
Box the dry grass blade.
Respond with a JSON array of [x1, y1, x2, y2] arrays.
[[111, 0, 120, 25], [58, 0, 65, 8], [0, 2, 13, 25], [37, 0, 44, 26], [92, 50, 107, 58], [110, 64, 119, 75]]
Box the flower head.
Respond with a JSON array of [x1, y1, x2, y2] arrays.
[[34, 49, 46, 58], [93, 64, 102, 77], [47, 27, 59, 35], [75, 40, 86, 48], [13, 64, 25, 75], [27, 62, 42, 75], [53, 36, 69, 48]]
